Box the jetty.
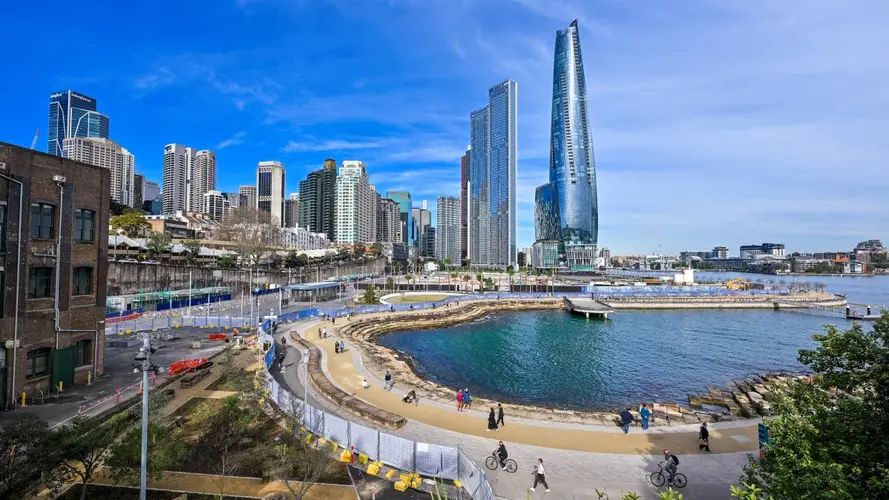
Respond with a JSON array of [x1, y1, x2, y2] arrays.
[[563, 297, 614, 319], [846, 306, 882, 321]]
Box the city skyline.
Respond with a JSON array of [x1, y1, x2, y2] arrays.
[[2, 1, 887, 253]]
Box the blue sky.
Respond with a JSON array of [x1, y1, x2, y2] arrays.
[[2, 0, 887, 254]]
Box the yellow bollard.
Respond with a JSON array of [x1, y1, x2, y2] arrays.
[[21, 392, 26, 407], [58, 381, 63, 393], [87, 372, 92, 385]]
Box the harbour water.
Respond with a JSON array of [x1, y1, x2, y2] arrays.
[[377, 274, 889, 411]]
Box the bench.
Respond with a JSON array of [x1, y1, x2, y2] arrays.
[[180, 367, 211, 388]]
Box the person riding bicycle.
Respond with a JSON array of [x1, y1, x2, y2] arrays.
[[661, 449, 680, 484], [495, 441, 509, 470]]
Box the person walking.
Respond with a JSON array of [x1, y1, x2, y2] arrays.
[[487, 408, 498, 431], [456, 390, 464, 411], [640, 403, 651, 430], [497, 403, 505, 427], [529, 458, 550, 492], [384, 371, 392, 390], [620, 407, 634, 434], [463, 389, 472, 411], [699, 422, 711, 452]]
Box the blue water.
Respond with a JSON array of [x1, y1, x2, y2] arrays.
[[377, 275, 889, 411]]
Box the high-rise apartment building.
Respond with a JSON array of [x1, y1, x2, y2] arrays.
[[386, 191, 413, 247], [143, 179, 160, 203], [203, 190, 230, 221], [283, 193, 300, 228], [335, 161, 374, 243], [133, 173, 144, 208], [63, 137, 134, 207], [189, 150, 217, 212], [239, 185, 256, 210], [257, 161, 286, 226], [162, 144, 195, 214], [468, 79, 518, 266], [534, 20, 599, 269], [376, 197, 401, 243], [460, 147, 470, 262], [412, 204, 432, 256], [436, 196, 461, 263], [48, 90, 110, 156], [222, 191, 246, 209], [299, 159, 337, 241]]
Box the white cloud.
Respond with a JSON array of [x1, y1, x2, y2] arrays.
[[282, 139, 387, 153], [217, 131, 247, 149]]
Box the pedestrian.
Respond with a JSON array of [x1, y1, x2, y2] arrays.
[[699, 422, 711, 452], [362, 378, 369, 390], [640, 403, 651, 430], [463, 389, 472, 410], [530, 458, 550, 492], [384, 371, 392, 390], [456, 390, 464, 411], [620, 407, 634, 434], [487, 408, 498, 431], [497, 403, 505, 427], [318, 327, 323, 338]]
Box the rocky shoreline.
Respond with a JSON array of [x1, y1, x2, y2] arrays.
[[333, 294, 840, 427]]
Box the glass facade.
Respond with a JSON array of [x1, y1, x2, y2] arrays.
[[386, 191, 413, 246], [488, 80, 518, 266], [47, 90, 109, 156], [535, 20, 599, 269], [468, 107, 489, 265], [534, 183, 560, 242]]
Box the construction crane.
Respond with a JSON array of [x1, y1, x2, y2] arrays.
[[30, 129, 40, 150]]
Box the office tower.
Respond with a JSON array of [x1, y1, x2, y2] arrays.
[[487, 80, 518, 266], [283, 193, 300, 228], [369, 185, 379, 243], [143, 179, 160, 203], [133, 173, 144, 208], [468, 107, 488, 265], [257, 161, 286, 226], [203, 190, 230, 221], [47, 90, 110, 156], [376, 197, 401, 243], [460, 146, 470, 262], [63, 137, 134, 206], [189, 150, 217, 212], [239, 185, 256, 209], [436, 196, 461, 264], [412, 205, 432, 256], [298, 159, 337, 241], [534, 20, 599, 269], [386, 191, 413, 246], [222, 191, 246, 208], [162, 144, 195, 214], [335, 161, 373, 243]]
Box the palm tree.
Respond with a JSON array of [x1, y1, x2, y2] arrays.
[[506, 266, 515, 292], [462, 274, 470, 292]]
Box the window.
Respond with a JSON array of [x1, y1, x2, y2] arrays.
[[74, 340, 91, 367], [28, 267, 53, 299], [74, 209, 95, 242], [0, 204, 6, 253], [73, 267, 92, 296], [26, 348, 50, 379], [30, 202, 55, 239]]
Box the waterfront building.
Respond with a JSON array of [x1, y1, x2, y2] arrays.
[[460, 146, 470, 262], [257, 161, 285, 226], [299, 159, 337, 241], [740, 243, 785, 260], [0, 141, 111, 406], [335, 161, 374, 244], [376, 197, 401, 243], [386, 191, 413, 247], [47, 90, 110, 157], [283, 193, 300, 228], [189, 150, 217, 213], [239, 185, 256, 209], [63, 137, 134, 207], [162, 144, 195, 214], [468, 80, 518, 266], [534, 20, 599, 269], [712, 246, 729, 259], [531, 240, 560, 269], [436, 196, 461, 264]]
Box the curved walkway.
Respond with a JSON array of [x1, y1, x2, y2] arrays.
[[292, 318, 760, 456]]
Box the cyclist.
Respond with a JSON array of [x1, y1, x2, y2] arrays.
[[660, 449, 680, 484], [495, 441, 509, 470]]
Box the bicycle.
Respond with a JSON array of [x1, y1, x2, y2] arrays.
[[485, 452, 518, 473], [650, 465, 687, 488]]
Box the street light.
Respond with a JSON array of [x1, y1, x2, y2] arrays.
[[133, 335, 164, 500]]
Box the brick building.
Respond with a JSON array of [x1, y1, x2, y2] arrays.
[[0, 142, 110, 408]]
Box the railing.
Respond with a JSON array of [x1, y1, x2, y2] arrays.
[[105, 315, 255, 336]]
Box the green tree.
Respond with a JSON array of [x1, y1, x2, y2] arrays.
[[218, 253, 236, 268], [55, 414, 128, 500], [386, 277, 395, 290], [146, 232, 172, 259], [200, 396, 259, 497], [110, 212, 151, 237], [0, 416, 60, 498], [741, 312, 889, 499], [263, 397, 331, 499], [183, 239, 202, 265], [371, 242, 384, 257], [109, 197, 127, 216]]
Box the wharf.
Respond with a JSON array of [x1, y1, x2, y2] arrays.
[[563, 296, 614, 319]]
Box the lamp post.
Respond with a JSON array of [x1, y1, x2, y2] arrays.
[[134, 335, 162, 500]]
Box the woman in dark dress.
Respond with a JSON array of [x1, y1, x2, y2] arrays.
[[488, 408, 498, 431]]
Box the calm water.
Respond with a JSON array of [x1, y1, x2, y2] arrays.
[[378, 274, 889, 411]]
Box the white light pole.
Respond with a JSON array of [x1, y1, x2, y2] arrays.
[[187, 270, 193, 316], [134, 335, 161, 500]]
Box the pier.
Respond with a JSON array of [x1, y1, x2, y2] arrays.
[[563, 297, 614, 319], [846, 305, 882, 321]]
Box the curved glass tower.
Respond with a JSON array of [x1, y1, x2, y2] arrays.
[[534, 19, 599, 269]]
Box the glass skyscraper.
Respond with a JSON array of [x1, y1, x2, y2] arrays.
[[469, 80, 518, 266], [386, 191, 414, 246], [47, 90, 110, 156], [534, 20, 599, 269]]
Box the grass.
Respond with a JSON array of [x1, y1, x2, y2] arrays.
[[60, 484, 255, 499], [385, 294, 452, 304]]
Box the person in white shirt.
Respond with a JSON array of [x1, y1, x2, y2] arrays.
[[362, 379, 369, 390], [530, 458, 550, 492]]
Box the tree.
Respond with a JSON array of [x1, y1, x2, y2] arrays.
[[219, 207, 279, 268], [0, 416, 60, 498], [362, 286, 378, 305], [740, 313, 889, 499], [109, 197, 127, 216], [200, 396, 259, 497], [55, 414, 127, 500], [183, 239, 202, 265], [371, 242, 384, 257], [110, 212, 151, 237], [285, 251, 301, 268], [218, 253, 237, 268], [386, 277, 394, 291], [145, 232, 172, 260], [263, 396, 330, 499]]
